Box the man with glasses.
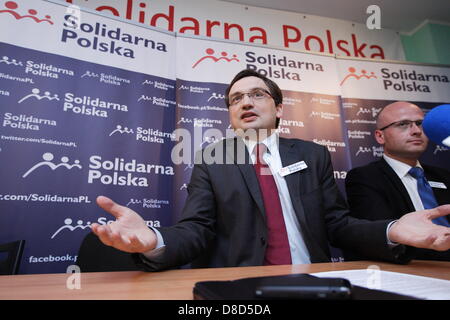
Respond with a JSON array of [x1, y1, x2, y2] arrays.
[[89, 72, 450, 271], [345, 101, 450, 261]]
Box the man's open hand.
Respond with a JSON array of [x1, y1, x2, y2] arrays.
[[90, 196, 157, 253], [389, 204, 450, 251]]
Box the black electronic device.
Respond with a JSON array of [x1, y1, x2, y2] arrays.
[[254, 274, 352, 299], [193, 273, 418, 300]]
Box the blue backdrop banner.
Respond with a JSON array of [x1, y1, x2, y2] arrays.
[[0, 0, 448, 274]]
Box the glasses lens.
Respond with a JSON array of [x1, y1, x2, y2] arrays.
[[252, 89, 267, 99], [230, 94, 243, 105], [230, 89, 270, 106], [395, 120, 411, 129], [393, 120, 423, 130]]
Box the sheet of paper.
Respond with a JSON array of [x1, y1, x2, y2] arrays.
[[311, 269, 450, 300]]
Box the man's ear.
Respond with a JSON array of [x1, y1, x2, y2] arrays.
[[275, 103, 283, 118], [374, 129, 385, 145]]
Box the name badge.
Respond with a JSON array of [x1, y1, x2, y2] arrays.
[[279, 161, 308, 177], [429, 181, 447, 189]]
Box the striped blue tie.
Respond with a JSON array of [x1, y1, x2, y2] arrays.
[[409, 167, 449, 227]]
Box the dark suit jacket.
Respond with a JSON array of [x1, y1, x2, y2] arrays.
[[345, 157, 450, 261], [137, 138, 409, 271]]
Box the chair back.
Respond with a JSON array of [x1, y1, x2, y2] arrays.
[[77, 233, 139, 272], [0, 240, 25, 275]]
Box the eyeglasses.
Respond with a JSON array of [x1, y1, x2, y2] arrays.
[[229, 89, 272, 106], [378, 119, 423, 131]]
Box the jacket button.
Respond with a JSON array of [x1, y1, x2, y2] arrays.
[[260, 237, 266, 246]]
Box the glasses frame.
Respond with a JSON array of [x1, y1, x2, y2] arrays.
[[378, 119, 424, 131], [228, 88, 273, 107]]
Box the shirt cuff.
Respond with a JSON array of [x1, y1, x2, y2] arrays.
[[386, 220, 399, 247], [142, 227, 166, 259]]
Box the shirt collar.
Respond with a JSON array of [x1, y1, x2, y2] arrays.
[[383, 154, 422, 178], [243, 131, 280, 157]]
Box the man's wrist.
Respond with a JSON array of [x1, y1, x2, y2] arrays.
[[386, 220, 399, 246], [142, 227, 166, 259]]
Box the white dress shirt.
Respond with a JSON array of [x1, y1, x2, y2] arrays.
[[382, 154, 426, 245], [244, 133, 311, 264], [383, 154, 424, 211]]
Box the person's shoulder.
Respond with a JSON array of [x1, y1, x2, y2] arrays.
[[200, 137, 231, 152], [422, 163, 450, 178], [347, 159, 383, 179], [197, 137, 248, 163], [282, 137, 326, 151]]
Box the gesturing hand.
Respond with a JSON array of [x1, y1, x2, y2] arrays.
[[91, 196, 157, 253], [389, 204, 450, 251]]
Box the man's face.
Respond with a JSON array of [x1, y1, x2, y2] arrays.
[[375, 103, 428, 160], [228, 76, 282, 133]]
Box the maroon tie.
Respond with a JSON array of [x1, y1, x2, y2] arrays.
[[253, 143, 292, 265]]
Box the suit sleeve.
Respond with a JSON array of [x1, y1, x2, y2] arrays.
[[319, 149, 411, 263], [135, 154, 218, 271]]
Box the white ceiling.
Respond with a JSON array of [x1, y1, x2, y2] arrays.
[[221, 0, 450, 33]]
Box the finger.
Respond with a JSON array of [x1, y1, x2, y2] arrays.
[[422, 234, 438, 247], [408, 233, 437, 250], [430, 233, 450, 251], [90, 223, 106, 237], [95, 224, 114, 247], [91, 223, 100, 234], [128, 234, 145, 252], [91, 223, 108, 235], [112, 230, 137, 249], [96, 196, 127, 219], [109, 231, 137, 252], [109, 229, 125, 244], [426, 204, 450, 220]]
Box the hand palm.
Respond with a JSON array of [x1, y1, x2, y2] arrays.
[[91, 196, 157, 253]]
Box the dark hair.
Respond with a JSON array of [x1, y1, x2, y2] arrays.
[[225, 69, 283, 128]]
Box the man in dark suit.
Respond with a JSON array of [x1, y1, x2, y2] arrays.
[[91, 71, 450, 271], [346, 101, 450, 261]]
